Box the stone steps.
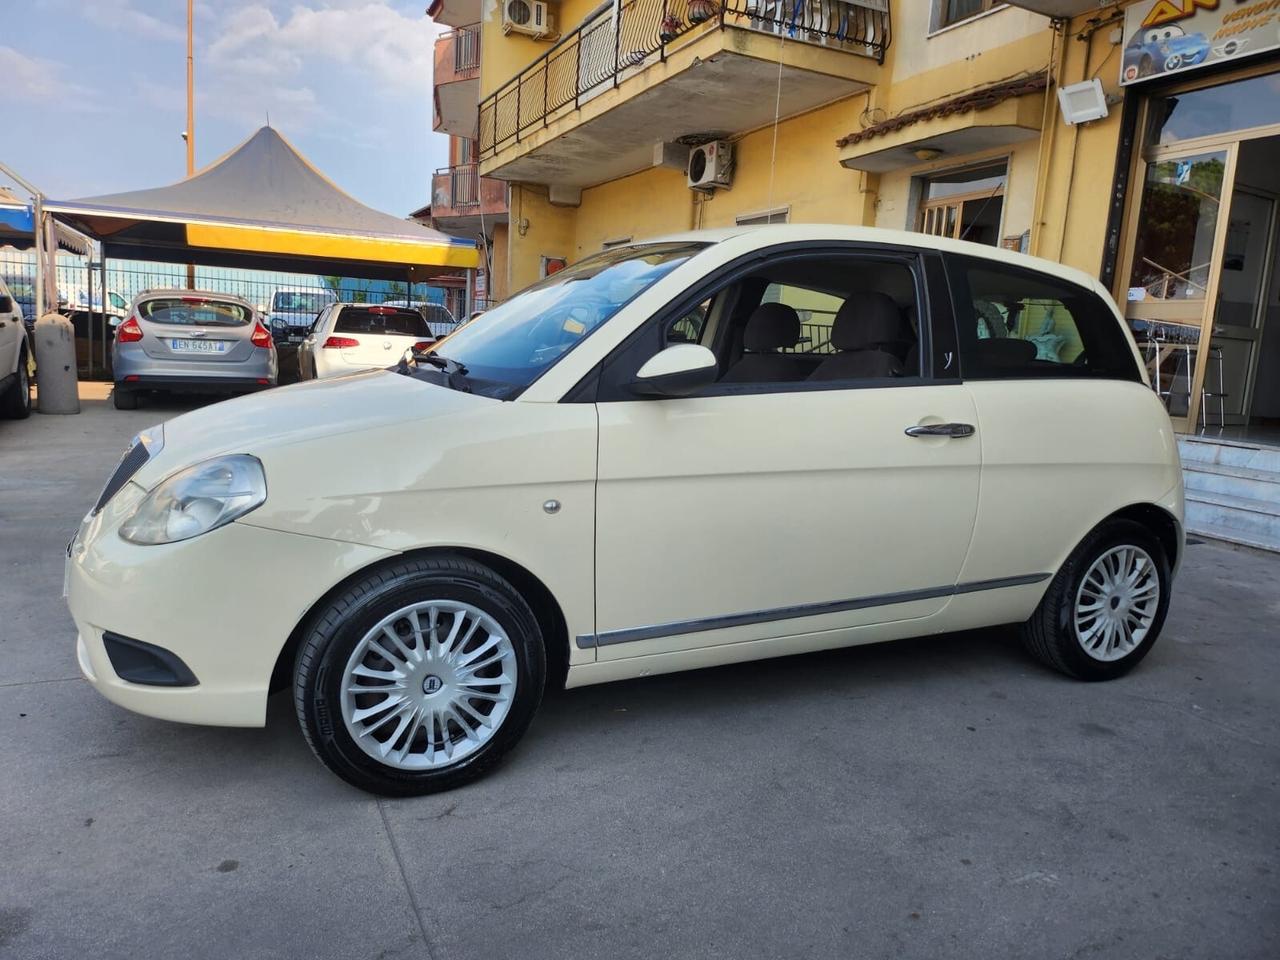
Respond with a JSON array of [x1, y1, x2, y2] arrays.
[[1178, 435, 1280, 553]]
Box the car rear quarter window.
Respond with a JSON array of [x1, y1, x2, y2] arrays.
[[334, 306, 430, 338], [140, 298, 250, 326], [947, 256, 1140, 382]]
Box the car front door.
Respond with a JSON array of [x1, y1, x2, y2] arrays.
[[586, 249, 982, 663]]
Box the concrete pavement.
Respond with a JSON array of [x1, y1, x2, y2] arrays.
[[1, 384, 1277, 959]]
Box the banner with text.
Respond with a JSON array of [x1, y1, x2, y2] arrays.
[[1121, 0, 1280, 85]]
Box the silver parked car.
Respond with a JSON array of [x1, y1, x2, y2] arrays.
[[111, 290, 277, 410]]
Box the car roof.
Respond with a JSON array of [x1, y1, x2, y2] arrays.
[[640, 224, 1112, 301]]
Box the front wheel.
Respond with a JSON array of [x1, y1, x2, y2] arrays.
[[1020, 519, 1171, 681], [294, 555, 546, 796]]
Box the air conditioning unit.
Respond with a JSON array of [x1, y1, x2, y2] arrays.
[[687, 140, 732, 191], [503, 0, 553, 38]]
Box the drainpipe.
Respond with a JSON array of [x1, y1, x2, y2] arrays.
[[1030, 19, 1068, 259]]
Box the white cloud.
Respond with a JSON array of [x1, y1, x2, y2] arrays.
[[0, 45, 95, 103], [206, 2, 437, 95], [85, 0, 185, 42]]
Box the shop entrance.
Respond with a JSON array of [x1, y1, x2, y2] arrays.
[[1121, 68, 1280, 439]]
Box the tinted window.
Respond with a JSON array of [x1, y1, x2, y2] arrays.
[[139, 298, 250, 327], [949, 256, 1139, 381], [335, 306, 430, 338]]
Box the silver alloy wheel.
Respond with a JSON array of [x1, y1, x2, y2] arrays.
[[340, 600, 517, 770], [1074, 545, 1160, 662]]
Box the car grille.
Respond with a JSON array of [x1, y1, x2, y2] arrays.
[[94, 440, 151, 514]]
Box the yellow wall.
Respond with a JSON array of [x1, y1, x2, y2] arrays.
[[507, 184, 578, 292], [490, 222, 510, 302], [479, 1, 1150, 304], [479, 0, 607, 99]]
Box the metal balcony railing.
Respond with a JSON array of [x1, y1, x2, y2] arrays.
[[434, 163, 481, 209], [452, 24, 481, 73], [478, 0, 890, 159]]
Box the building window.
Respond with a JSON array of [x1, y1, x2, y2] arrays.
[[916, 160, 1007, 246], [933, 0, 1002, 31], [735, 207, 790, 226]]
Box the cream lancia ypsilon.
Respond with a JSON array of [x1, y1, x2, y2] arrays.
[[66, 226, 1183, 796]]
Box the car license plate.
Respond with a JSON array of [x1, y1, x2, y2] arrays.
[[171, 339, 227, 353]]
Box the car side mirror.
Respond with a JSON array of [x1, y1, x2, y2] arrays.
[[628, 343, 718, 398], [0, 296, 12, 314]]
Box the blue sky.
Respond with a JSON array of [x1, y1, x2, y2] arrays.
[[2, 0, 447, 216]]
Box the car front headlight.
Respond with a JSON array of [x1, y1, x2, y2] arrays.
[[119, 455, 267, 545]]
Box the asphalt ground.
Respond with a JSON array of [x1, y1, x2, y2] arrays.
[[1, 384, 1277, 959]]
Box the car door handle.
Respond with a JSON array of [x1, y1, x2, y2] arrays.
[[905, 423, 975, 438]]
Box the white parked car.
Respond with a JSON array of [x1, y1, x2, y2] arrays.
[[0, 277, 32, 418], [297, 303, 436, 381], [66, 226, 1183, 796]]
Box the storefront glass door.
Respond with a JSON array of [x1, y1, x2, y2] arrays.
[[1212, 187, 1276, 425], [1124, 144, 1239, 432]]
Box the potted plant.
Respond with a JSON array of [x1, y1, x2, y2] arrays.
[[659, 13, 683, 42]]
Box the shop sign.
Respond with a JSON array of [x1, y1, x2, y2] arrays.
[[1121, 0, 1280, 85]]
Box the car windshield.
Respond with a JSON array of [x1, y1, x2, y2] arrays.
[[140, 297, 250, 326], [420, 242, 704, 394], [273, 291, 332, 312], [335, 306, 430, 338]]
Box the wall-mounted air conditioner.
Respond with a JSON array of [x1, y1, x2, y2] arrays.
[[687, 141, 733, 191], [503, 0, 553, 38]]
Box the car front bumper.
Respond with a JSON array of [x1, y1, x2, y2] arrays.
[[66, 482, 394, 727]]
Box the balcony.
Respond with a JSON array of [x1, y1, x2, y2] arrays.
[[430, 163, 509, 235], [433, 25, 481, 138], [427, 0, 480, 30], [478, 0, 890, 189]]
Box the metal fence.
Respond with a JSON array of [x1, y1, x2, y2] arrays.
[[0, 248, 457, 378], [479, 0, 891, 159]]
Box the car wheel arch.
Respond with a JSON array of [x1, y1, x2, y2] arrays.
[[269, 545, 571, 696], [1050, 502, 1182, 585]]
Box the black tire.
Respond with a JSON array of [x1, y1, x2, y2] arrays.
[[1020, 519, 1171, 681], [1, 346, 31, 419], [294, 555, 546, 796], [112, 386, 138, 410]]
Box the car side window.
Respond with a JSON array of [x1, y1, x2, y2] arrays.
[[696, 255, 922, 388], [667, 296, 714, 344], [949, 256, 1140, 381]]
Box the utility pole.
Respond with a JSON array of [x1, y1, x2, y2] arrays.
[[185, 0, 196, 289]]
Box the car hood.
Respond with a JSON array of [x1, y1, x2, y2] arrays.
[[131, 370, 492, 488]]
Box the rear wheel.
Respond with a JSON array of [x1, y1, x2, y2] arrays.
[[1, 346, 31, 419], [294, 555, 546, 796], [112, 386, 138, 410], [1020, 520, 1170, 681]]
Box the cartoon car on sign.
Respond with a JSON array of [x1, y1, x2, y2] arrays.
[[1122, 25, 1211, 81]]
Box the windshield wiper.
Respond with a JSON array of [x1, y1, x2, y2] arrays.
[[407, 350, 472, 393]]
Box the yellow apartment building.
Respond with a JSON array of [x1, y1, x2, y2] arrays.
[[427, 0, 1280, 437]]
